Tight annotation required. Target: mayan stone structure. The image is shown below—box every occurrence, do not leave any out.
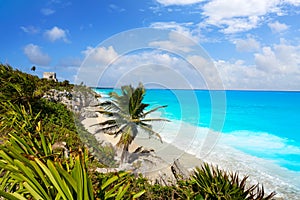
[43,72,58,82]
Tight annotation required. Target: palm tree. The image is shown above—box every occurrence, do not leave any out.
[31,65,36,71]
[96,83,169,163]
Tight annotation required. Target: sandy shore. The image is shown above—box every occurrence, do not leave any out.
[81,110,203,180]
[81,112,139,152]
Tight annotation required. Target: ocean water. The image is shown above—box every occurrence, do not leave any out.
[94,88,300,197]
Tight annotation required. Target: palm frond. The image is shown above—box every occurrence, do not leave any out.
[96,109,126,120]
[139,124,162,143]
[95,124,119,135]
[96,110,114,117]
[131,103,148,118]
[99,101,121,112]
[139,118,170,123]
[142,105,168,117]
[139,121,152,128]
[114,124,128,138]
[91,119,117,127]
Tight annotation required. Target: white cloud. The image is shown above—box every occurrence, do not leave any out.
[78,46,210,88]
[216,60,264,89]
[220,16,261,34]
[20,26,39,34]
[234,37,260,52]
[151,22,194,37]
[155,0,299,34]
[23,44,51,65]
[149,31,196,53]
[150,21,202,43]
[268,21,289,33]
[82,46,119,65]
[107,51,209,89]
[255,41,300,73]
[217,59,300,90]
[41,8,55,16]
[201,0,296,34]
[44,26,69,42]
[255,47,279,72]
[77,46,120,86]
[203,0,279,21]
[215,40,300,90]
[156,0,205,6]
[187,55,224,89]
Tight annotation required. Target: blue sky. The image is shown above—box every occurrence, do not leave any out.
[1,0,300,90]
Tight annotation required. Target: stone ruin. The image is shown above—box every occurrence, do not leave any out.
[43,72,58,82]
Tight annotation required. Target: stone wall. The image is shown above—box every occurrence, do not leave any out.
[43,72,58,82]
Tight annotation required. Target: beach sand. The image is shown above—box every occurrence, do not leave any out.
[81,112,138,152]
[81,111,203,180]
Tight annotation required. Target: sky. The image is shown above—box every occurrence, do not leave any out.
[1,0,300,90]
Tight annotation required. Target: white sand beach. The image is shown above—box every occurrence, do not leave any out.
[81,110,203,180]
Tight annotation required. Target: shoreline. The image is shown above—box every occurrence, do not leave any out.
[92,87,300,93]
[80,106,300,199]
[81,110,204,180]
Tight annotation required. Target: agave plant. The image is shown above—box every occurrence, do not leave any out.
[96,83,169,163]
[92,171,145,200]
[0,123,144,199]
[0,101,41,138]
[192,163,276,200]
[0,129,93,199]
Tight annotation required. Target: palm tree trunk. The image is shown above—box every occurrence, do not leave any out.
[120,145,129,164]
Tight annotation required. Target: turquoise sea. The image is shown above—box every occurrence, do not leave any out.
[94,88,300,196]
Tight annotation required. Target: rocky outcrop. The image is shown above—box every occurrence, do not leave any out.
[42,87,101,120]
[42,89,72,105]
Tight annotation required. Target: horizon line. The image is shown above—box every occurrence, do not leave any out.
[91,87,300,92]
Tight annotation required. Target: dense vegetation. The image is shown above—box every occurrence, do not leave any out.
[0,64,276,199]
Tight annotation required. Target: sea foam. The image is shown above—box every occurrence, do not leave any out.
[150,117,300,199]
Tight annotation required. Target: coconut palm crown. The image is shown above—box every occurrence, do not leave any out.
[96,83,169,163]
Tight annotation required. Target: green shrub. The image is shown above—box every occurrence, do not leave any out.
[192,163,276,200]
[0,64,38,106]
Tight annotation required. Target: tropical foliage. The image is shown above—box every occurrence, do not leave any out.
[0,121,142,200]
[0,64,37,106]
[0,136,94,199]
[97,83,169,162]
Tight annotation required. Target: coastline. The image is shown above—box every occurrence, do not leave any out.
[80,105,300,199]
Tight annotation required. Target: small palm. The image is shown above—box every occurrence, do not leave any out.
[97,83,168,163]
